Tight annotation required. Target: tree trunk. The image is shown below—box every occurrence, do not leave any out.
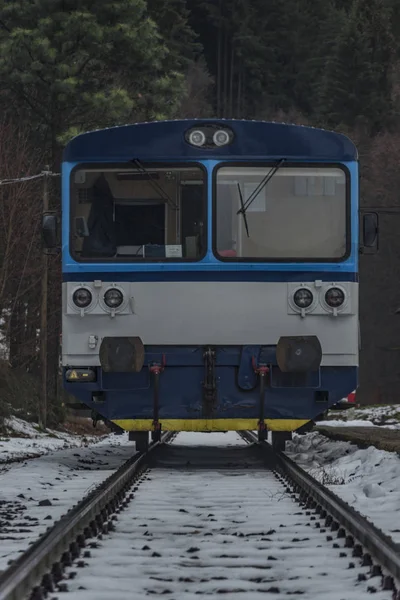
[217,1,222,117]
[223,23,229,116]
[237,59,242,118]
[229,39,234,118]
[9,299,24,368]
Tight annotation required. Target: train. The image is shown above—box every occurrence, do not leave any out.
[42,119,378,451]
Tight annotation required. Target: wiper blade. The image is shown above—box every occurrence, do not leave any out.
[131,159,178,210]
[237,183,250,238]
[237,158,285,216]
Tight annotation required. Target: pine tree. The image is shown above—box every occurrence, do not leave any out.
[291,0,344,115]
[317,0,394,133]
[386,0,400,58]
[0,0,191,426]
[187,0,234,116]
[0,0,186,156]
[187,0,290,118]
[146,0,201,72]
[241,0,298,117]
[331,0,351,10]
[189,0,313,119]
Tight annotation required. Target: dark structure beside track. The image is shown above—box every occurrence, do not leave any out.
[358,204,400,405]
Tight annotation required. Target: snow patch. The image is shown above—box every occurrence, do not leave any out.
[286,432,400,543]
[317,419,378,428]
[325,404,400,429]
[175,431,245,447]
[58,431,393,600]
[0,417,107,463]
[0,432,135,570]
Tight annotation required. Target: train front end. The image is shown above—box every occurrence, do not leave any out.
[59,119,363,450]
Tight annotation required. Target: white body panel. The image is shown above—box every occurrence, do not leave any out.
[62,280,359,367]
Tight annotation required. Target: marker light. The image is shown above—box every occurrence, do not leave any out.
[293,288,313,309]
[73,288,92,308]
[325,287,345,308]
[104,288,123,308]
[213,130,230,146]
[188,130,206,147]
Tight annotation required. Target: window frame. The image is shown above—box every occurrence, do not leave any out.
[69,161,208,264]
[212,161,351,263]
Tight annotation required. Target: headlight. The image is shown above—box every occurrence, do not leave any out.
[104,288,123,308]
[293,288,313,309]
[188,130,206,147]
[73,288,92,308]
[325,287,345,308]
[213,129,230,146]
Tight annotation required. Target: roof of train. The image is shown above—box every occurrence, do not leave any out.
[63,119,358,163]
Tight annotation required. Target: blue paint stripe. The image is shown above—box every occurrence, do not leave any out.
[63,271,358,283]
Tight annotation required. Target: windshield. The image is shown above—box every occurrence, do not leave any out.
[70,164,206,261]
[215,165,348,261]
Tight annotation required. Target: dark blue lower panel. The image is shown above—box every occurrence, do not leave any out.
[63,270,358,283]
[64,362,357,422]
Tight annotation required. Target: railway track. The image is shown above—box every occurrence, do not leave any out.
[0,431,399,600]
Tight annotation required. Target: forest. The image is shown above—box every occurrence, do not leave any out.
[0,0,399,424]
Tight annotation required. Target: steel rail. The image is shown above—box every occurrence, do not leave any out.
[240,431,400,596]
[0,432,175,600]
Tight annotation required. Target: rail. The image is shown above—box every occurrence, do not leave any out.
[2,430,399,599]
[0,432,175,600]
[240,430,400,595]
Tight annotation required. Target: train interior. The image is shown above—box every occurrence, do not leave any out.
[70,165,347,261]
[216,167,347,259]
[70,166,206,259]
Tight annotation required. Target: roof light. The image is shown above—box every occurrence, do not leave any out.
[213,130,230,146]
[185,124,234,149]
[188,130,206,147]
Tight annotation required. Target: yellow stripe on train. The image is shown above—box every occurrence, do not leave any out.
[111,418,309,432]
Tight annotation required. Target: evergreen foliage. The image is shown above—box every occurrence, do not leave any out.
[146,0,201,71]
[317,0,394,133]
[0,0,187,151]
[188,0,345,120]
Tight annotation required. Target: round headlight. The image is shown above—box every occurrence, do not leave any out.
[188,130,206,147]
[213,129,230,146]
[325,287,345,308]
[73,288,92,309]
[293,288,313,309]
[104,288,123,308]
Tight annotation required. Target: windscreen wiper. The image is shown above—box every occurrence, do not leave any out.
[237,183,250,237]
[131,159,178,210]
[237,158,285,216]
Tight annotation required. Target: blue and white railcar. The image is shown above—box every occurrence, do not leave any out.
[44,119,377,451]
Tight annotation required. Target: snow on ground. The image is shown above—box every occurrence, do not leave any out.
[0,417,108,463]
[323,404,400,429]
[317,418,379,428]
[175,431,243,446]
[0,431,135,571]
[286,431,400,544]
[58,432,390,600]
[0,419,399,596]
